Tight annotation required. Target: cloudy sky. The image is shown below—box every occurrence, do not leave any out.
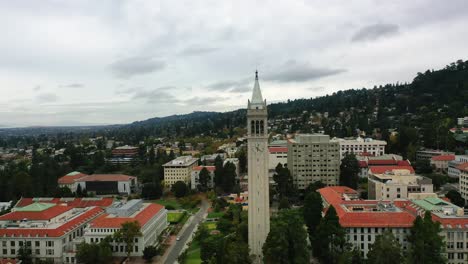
[1,0,467,127]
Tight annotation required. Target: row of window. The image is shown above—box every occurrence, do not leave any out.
[1,240,54,248]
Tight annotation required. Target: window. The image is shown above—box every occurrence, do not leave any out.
[35,249,40,255]
[46,249,54,255]
[457,253,464,260]
[10,241,15,246]
[11,249,15,255]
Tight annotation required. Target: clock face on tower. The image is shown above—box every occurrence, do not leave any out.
[254,143,263,152]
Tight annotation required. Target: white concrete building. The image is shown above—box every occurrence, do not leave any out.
[163,156,198,188]
[75,174,137,195]
[459,163,468,204]
[368,168,434,200]
[83,199,168,257]
[268,146,287,170]
[335,137,386,160]
[431,154,456,173]
[190,166,215,190]
[218,143,238,158]
[448,155,468,178]
[0,203,104,264]
[57,171,89,193]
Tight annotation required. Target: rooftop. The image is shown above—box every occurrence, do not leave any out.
[76,174,135,182]
[268,146,288,153]
[193,166,216,172]
[89,203,164,228]
[58,171,88,184]
[369,166,415,174]
[163,156,198,167]
[15,197,114,208]
[431,154,456,161]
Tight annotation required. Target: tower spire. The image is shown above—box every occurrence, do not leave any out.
[251,70,263,105]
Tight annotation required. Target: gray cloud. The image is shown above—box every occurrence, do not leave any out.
[132,87,179,104]
[33,85,41,92]
[59,83,84,88]
[180,46,219,56]
[265,61,346,83]
[36,92,59,103]
[207,78,251,93]
[183,96,228,106]
[351,23,399,42]
[308,86,326,92]
[110,57,166,78]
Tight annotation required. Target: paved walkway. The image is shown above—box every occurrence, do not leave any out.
[159,199,209,264]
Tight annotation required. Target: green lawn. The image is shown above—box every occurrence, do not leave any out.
[184,240,201,264]
[203,222,216,230]
[207,211,224,219]
[150,199,182,209]
[167,212,185,223]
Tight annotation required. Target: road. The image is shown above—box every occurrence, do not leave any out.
[163,199,209,264]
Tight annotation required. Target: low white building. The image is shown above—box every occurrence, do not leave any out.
[448,155,468,178]
[191,166,215,190]
[368,168,434,200]
[83,199,168,257]
[268,146,287,170]
[459,163,468,204]
[431,154,456,173]
[75,174,137,195]
[335,137,387,160]
[58,171,89,193]
[0,203,104,264]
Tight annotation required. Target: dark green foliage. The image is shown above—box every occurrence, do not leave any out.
[148,146,156,165]
[214,155,224,187]
[366,231,403,264]
[237,148,247,174]
[339,154,359,190]
[263,209,310,264]
[198,167,211,192]
[273,163,295,199]
[142,245,159,262]
[278,197,290,210]
[304,181,326,194]
[415,159,433,174]
[222,161,237,193]
[446,190,465,207]
[17,243,33,264]
[54,186,74,197]
[141,182,162,199]
[313,206,347,263]
[303,191,323,236]
[76,239,112,264]
[172,181,189,198]
[113,221,143,258]
[407,211,446,264]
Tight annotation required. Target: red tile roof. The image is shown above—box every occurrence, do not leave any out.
[89,203,164,228]
[397,160,411,166]
[193,166,216,172]
[16,198,114,208]
[431,154,455,161]
[268,147,288,153]
[58,172,88,184]
[77,174,136,182]
[369,166,415,174]
[0,205,73,221]
[368,159,397,165]
[358,161,368,168]
[318,186,415,228]
[0,207,103,238]
[0,259,17,264]
[456,162,468,172]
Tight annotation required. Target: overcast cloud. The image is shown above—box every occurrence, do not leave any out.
[0,0,467,126]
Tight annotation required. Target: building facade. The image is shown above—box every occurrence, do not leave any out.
[431,154,456,173]
[83,200,168,257]
[335,137,386,160]
[190,166,215,190]
[368,168,433,200]
[287,134,340,189]
[416,149,454,161]
[459,163,468,204]
[76,174,137,195]
[448,155,468,178]
[0,203,103,264]
[163,156,198,188]
[247,71,270,262]
[268,146,287,170]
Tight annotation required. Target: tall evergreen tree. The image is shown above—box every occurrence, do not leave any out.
[407,211,446,264]
[214,155,224,187]
[366,231,403,264]
[303,191,323,236]
[339,154,360,190]
[313,206,347,263]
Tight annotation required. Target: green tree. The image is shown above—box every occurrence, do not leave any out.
[366,231,402,264]
[76,239,112,264]
[148,146,156,166]
[305,181,326,194]
[407,211,446,264]
[278,197,290,210]
[214,155,224,187]
[303,191,323,236]
[273,164,295,199]
[143,245,159,262]
[222,161,237,193]
[313,206,346,263]
[114,221,143,258]
[198,167,211,192]
[263,209,310,264]
[237,148,247,174]
[171,181,189,198]
[17,242,33,264]
[446,190,465,207]
[339,154,359,190]
[415,159,433,174]
[141,182,162,199]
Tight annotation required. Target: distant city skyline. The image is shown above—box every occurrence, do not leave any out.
[1,0,468,126]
